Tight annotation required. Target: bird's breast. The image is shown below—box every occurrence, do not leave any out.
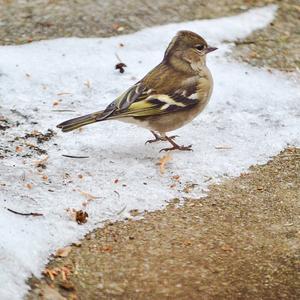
[195,67,213,110]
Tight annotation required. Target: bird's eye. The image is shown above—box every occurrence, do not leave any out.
[195,45,205,51]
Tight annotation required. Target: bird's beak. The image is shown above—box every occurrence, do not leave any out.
[205,46,218,54]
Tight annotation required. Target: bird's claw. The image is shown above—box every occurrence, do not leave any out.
[145,138,161,145]
[169,135,179,140]
[145,135,179,145]
[159,144,193,153]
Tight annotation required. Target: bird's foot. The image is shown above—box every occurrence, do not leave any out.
[168,135,179,140]
[145,136,163,144]
[145,131,178,145]
[159,144,193,153]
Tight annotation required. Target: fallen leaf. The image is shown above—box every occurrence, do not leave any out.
[15,146,23,153]
[26,183,33,189]
[43,268,58,281]
[61,266,71,281]
[115,62,127,73]
[75,210,88,224]
[43,266,72,283]
[157,153,172,174]
[172,175,180,181]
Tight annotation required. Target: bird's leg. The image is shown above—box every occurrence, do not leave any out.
[145,131,163,144]
[145,131,179,145]
[159,135,193,152]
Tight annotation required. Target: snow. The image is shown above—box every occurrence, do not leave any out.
[0,5,299,299]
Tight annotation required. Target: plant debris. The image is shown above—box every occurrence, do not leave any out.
[115,53,127,73]
[62,154,89,159]
[26,183,33,189]
[55,246,72,258]
[24,129,56,144]
[157,153,172,174]
[66,209,89,224]
[78,190,98,200]
[115,62,127,73]
[15,146,23,153]
[24,142,47,155]
[35,155,49,169]
[215,145,232,149]
[43,266,71,281]
[75,210,88,224]
[183,182,198,193]
[6,207,43,217]
[172,175,180,181]
[129,209,140,217]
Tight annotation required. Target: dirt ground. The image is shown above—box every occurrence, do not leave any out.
[0,0,299,299]
[28,148,300,300]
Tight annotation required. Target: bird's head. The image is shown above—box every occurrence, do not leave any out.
[164,30,217,72]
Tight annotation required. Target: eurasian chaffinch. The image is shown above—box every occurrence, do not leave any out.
[57,30,217,152]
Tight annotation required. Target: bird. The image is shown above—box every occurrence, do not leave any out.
[57,30,217,152]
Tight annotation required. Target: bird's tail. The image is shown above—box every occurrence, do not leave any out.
[57,110,104,132]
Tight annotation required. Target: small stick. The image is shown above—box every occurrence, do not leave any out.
[215,145,232,149]
[57,92,72,96]
[6,207,43,216]
[116,205,127,215]
[62,154,89,159]
[115,53,127,73]
[114,190,120,199]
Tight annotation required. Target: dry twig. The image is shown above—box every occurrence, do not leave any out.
[6,207,43,217]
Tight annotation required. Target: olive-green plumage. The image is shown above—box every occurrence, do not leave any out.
[57,30,217,152]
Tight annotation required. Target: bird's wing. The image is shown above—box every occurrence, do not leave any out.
[98,81,199,120]
[96,82,149,120]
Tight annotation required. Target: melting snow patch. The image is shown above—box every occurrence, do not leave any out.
[0,5,299,300]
